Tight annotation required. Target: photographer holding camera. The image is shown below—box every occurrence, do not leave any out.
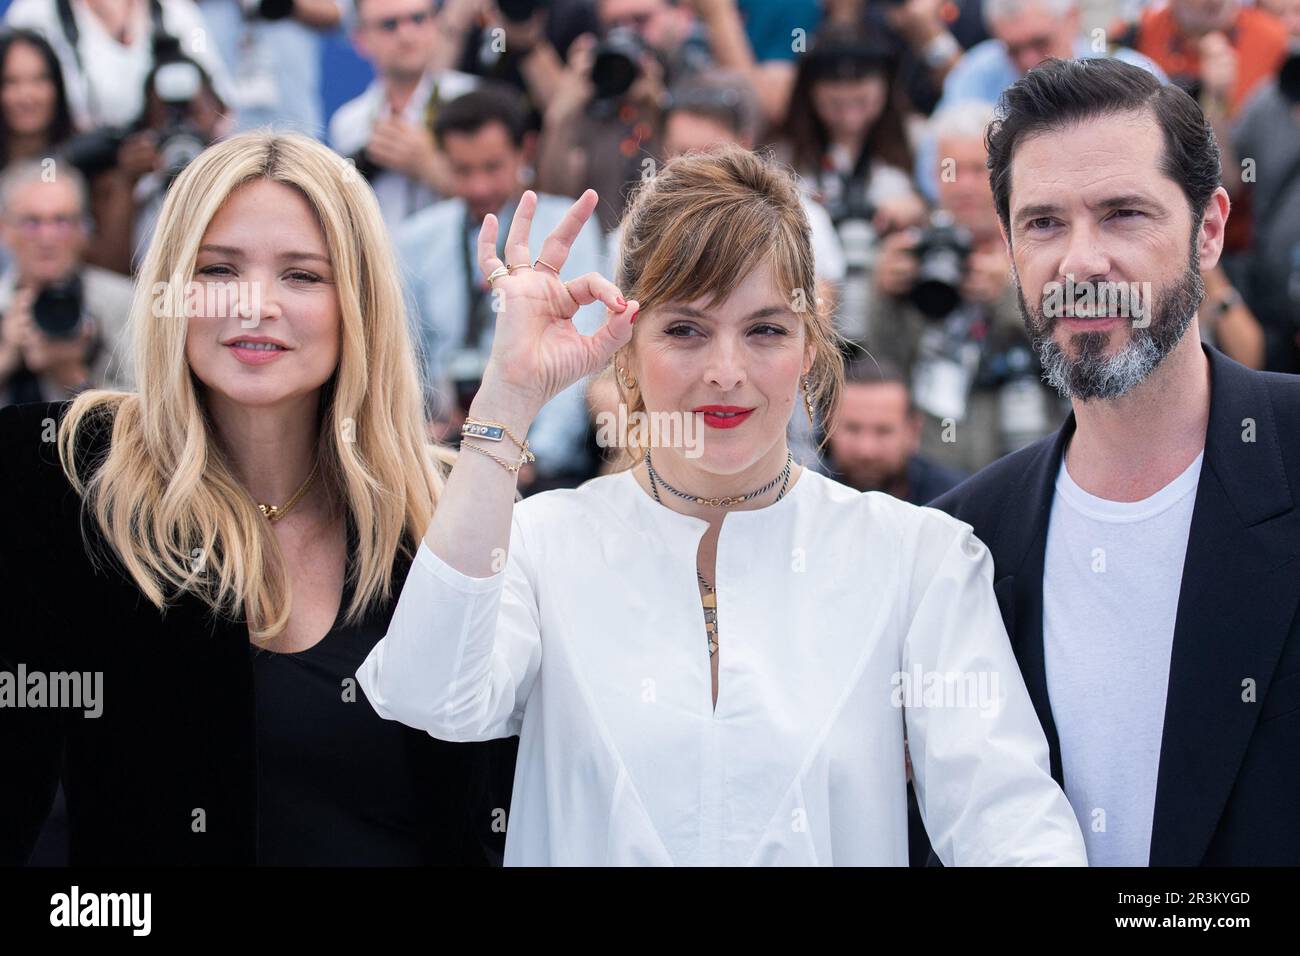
[4,0,234,132]
[64,48,229,274]
[0,159,132,406]
[434,0,598,107]
[533,0,724,232]
[330,0,479,227]
[868,100,1065,473]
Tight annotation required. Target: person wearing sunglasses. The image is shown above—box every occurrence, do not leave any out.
[329,0,479,228]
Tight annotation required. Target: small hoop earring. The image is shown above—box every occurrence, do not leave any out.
[802,375,816,426]
[618,366,637,391]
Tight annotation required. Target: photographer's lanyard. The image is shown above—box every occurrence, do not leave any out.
[55,0,166,127]
[459,198,514,352]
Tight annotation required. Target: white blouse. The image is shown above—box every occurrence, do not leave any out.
[357,468,1087,866]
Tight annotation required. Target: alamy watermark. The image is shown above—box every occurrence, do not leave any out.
[1042,274,1153,327]
[50,886,150,935]
[890,665,1002,717]
[594,405,704,458]
[151,279,264,327]
[1,664,102,718]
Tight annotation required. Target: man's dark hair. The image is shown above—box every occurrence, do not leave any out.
[986,58,1221,239]
[434,83,530,150]
[664,70,761,145]
[843,355,916,413]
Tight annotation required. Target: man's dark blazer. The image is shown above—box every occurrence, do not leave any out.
[920,344,1300,865]
[0,399,515,866]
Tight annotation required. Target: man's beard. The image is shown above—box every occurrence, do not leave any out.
[1015,237,1204,401]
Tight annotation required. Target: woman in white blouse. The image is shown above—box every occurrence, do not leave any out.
[358,144,1087,866]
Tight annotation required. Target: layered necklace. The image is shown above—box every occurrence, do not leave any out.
[644,450,794,656]
[257,459,319,524]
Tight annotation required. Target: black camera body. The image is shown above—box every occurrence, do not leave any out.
[62,125,130,179]
[348,149,384,183]
[32,273,85,340]
[592,27,647,101]
[909,217,974,320]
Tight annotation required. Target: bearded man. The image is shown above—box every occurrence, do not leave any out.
[920,56,1300,866]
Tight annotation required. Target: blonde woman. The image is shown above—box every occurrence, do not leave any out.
[0,131,511,866]
[357,144,1088,866]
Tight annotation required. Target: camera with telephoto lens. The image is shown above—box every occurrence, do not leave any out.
[32,273,85,340]
[150,60,209,188]
[591,26,647,100]
[829,193,877,342]
[908,214,973,320]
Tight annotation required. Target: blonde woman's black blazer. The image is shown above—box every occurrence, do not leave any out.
[0,400,513,865]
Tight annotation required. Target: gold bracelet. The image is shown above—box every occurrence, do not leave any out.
[460,438,532,474]
[461,417,534,460]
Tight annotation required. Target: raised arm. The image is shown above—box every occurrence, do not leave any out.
[357,189,638,740]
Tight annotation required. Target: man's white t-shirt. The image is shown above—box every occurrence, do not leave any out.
[1043,447,1204,866]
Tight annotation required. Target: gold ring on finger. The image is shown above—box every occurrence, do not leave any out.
[486,265,510,287]
[506,262,532,273]
[534,257,561,275]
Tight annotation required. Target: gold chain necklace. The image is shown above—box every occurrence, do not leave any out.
[257,459,319,524]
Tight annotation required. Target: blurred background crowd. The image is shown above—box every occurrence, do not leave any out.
[1,0,1296,506]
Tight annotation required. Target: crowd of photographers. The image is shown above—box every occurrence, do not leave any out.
[0,0,1295,501]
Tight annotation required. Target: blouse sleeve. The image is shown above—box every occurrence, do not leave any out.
[356,511,542,743]
[901,516,1088,866]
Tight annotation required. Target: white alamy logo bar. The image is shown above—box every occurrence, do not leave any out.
[50,886,151,936]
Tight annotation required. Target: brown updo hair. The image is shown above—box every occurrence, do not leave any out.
[606,142,846,466]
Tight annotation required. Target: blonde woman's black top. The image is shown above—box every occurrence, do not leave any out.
[0,400,515,866]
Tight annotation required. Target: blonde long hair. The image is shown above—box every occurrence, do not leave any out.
[607,143,846,464]
[56,131,445,640]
